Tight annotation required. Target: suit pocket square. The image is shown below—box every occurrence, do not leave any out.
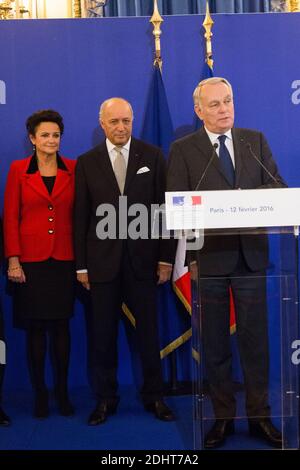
[136,166,150,174]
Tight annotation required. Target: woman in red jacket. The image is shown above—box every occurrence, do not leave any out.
[4,109,76,419]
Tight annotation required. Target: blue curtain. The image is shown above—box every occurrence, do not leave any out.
[104,0,271,17]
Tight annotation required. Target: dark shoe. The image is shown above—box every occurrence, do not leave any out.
[34,390,49,419]
[144,400,175,421]
[0,407,11,426]
[88,400,118,426]
[248,417,282,448]
[204,419,235,449]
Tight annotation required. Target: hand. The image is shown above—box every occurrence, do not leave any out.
[77,272,90,290]
[157,263,172,285]
[7,265,26,283]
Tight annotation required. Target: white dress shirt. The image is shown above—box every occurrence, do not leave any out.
[205,127,235,168]
[106,137,131,169]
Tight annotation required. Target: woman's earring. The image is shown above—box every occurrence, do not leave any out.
[32,144,36,153]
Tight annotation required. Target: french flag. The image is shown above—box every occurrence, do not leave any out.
[191,195,201,205]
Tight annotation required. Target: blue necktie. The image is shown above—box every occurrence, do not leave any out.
[218,135,235,187]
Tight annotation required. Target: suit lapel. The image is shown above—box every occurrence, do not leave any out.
[94,142,121,193]
[232,128,244,187]
[195,127,244,188]
[124,139,141,194]
[51,167,73,199]
[24,157,73,201]
[23,157,73,201]
[23,172,52,201]
[194,128,229,184]
[94,139,141,194]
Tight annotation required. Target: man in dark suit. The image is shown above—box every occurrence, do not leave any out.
[167,77,286,448]
[74,97,175,425]
[0,218,10,426]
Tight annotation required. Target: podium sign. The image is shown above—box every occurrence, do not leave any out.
[165,187,300,230]
[165,188,300,450]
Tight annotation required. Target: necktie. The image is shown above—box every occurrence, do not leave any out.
[218,135,235,187]
[113,147,126,194]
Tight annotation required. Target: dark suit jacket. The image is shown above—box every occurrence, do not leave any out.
[3,155,76,262]
[74,137,174,283]
[0,218,3,339]
[0,217,3,266]
[167,127,287,275]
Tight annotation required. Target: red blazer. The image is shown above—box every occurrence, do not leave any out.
[4,155,76,262]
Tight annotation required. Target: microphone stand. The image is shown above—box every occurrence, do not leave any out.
[194,143,218,191]
[244,141,281,187]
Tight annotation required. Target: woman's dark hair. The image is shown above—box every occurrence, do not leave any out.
[26,109,64,136]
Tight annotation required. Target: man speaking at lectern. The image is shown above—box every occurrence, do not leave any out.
[167,77,286,449]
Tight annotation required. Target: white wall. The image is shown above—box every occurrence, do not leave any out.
[9,0,74,19]
[44,0,72,18]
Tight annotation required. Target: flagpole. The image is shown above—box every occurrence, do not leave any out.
[73,0,82,17]
[150,0,163,72]
[149,0,193,396]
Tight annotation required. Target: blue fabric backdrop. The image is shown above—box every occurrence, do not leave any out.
[0,13,299,397]
[104,0,271,16]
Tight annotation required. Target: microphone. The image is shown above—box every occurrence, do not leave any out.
[242,139,281,187]
[194,142,218,191]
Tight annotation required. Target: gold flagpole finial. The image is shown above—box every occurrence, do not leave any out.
[0,2,13,20]
[73,0,82,18]
[288,0,300,12]
[202,1,214,71]
[150,0,163,71]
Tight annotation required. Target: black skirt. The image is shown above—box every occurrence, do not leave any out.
[15,258,76,320]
